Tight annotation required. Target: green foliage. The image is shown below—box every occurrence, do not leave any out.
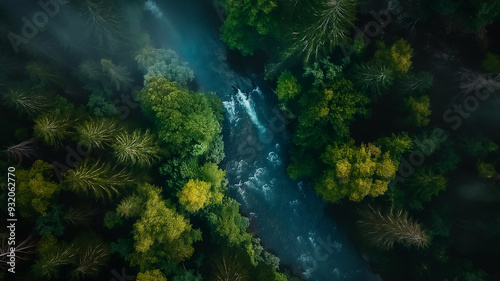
[172,270,202,281]
[110,238,134,261]
[462,269,489,281]
[4,85,54,116]
[35,204,65,237]
[17,160,61,218]
[316,141,399,202]
[204,198,251,247]
[398,72,434,94]
[136,45,163,71]
[204,134,225,164]
[101,59,132,91]
[373,39,413,74]
[138,77,221,156]
[404,167,447,204]
[33,110,72,148]
[291,0,358,62]
[357,205,430,250]
[116,195,143,218]
[138,47,195,86]
[429,209,451,238]
[220,0,279,55]
[75,117,120,149]
[160,156,199,189]
[78,60,103,82]
[63,159,133,200]
[63,205,98,226]
[112,129,160,167]
[32,241,78,279]
[178,179,212,212]
[297,78,369,146]
[71,0,123,48]
[103,211,124,229]
[86,94,120,117]
[26,62,64,87]
[211,251,248,281]
[459,136,498,158]
[405,95,432,127]
[275,71,301,102]
[482,52,500,73]
[137,269,168,281]
[303,57,343,87]
[354,64,396,95]
[477,161,496,179]
[130,184,202,270]
[70,235,110,280]
[196,162,226,192]
[375,132,413,158]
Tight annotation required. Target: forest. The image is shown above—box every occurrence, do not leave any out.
[0,0,500,281]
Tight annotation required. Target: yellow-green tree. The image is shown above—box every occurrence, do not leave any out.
[316,141,400,202]
[374,39,413,74]
[17,160,61,218]
[137,269,167,281]
[178,179,212,213]
[130,184,201,271]
[405,95,431,127]
[275,71,301,102]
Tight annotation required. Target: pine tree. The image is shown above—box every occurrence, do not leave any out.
[357,205,430,250]
[25,62,64,87]
[75,118,120,149]
[6,139,38,164]
[32,242,78,279]
[292,0,358,62]
[33,111,72,148]
[4,85,54,116]
[63,159,133,200]
[211,252,248,281]
[354,64,396,94]
[101,59,132,91]
[70,238,109,280]
[112,129,160,167]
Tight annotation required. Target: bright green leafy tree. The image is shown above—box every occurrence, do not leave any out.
[275,70,301,102]
[138,76,221,156]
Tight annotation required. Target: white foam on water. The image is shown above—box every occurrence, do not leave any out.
[222,96,239,124]
[266,151,282,166]
[235,89,265,132]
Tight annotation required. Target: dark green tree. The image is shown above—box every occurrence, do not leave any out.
[220,0,279,55]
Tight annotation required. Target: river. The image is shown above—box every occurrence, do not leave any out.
[144,1,382,280]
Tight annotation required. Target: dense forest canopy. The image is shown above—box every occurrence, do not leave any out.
[0,0,500,280]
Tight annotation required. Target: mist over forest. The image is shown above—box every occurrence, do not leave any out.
[0,0,500,281]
